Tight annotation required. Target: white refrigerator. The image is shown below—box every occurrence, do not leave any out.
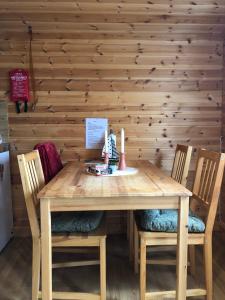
[0,150,13,251]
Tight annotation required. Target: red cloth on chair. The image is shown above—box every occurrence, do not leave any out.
[34,142,63,183]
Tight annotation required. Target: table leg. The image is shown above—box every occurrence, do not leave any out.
[176,196,189,300]
[41,198,52,300]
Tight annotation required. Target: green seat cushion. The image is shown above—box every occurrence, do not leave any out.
[138,209,205,233]
[51,211,104,233]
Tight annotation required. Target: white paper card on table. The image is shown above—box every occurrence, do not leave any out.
[85,118,108,149]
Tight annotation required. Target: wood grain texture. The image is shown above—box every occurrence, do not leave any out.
[0,0,224,235]
[17,150,107,300]
[1,233,225,300]
[38,159,191,299]
[220,41,225,232]
[136,149,225,300]
[38,160,191,202]
[0,101,8,143]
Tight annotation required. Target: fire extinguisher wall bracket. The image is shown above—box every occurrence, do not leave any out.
[24,101,28,112]
[15,102,20,114]
[15,101,28,114]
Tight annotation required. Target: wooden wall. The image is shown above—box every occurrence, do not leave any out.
[0,0,224,235]
[220,42,225,230]
[0,101,8,143]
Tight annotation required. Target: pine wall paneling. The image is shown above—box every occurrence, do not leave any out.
[0,101,8,143]
[0,0,224,235]
[220,41,225,231]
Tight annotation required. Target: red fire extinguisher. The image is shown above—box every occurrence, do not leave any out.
[9,69,30,113]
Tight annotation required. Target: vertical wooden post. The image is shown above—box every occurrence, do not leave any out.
[176,196,189,300]
[100,237,106,300]
[32,237,41,300]
[204,235,213,300]
[41,198,52,300]
[140,237,146,300]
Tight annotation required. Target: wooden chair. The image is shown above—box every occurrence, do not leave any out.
[17,150,106,300]
[170,144,193,186]
[134,149,225,300]
[128,144,192,260]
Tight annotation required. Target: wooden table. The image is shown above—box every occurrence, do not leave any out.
[38,160,192,300]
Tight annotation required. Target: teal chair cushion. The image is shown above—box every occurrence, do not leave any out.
[51,211,104,233]
[138,209,205,233]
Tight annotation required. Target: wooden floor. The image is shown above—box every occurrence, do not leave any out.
[0,233,225,300]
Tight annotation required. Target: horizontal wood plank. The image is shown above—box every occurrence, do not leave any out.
[1,0,224,234]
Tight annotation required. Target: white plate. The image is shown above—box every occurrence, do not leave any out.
[86,167,138,177]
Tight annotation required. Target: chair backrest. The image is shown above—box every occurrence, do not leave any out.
[191,149,225,234]
[171,144,192,187]
[17,150,45,238]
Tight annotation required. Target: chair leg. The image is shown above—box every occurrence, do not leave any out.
[134,222,139,274]
[140,237,146,300]
[129,211,134,261]
[100,237,106,300]
[204,237,213,300]
[32,238,41,300]
[189,245,196,277]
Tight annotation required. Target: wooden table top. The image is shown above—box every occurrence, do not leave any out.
[38,161,192,200]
